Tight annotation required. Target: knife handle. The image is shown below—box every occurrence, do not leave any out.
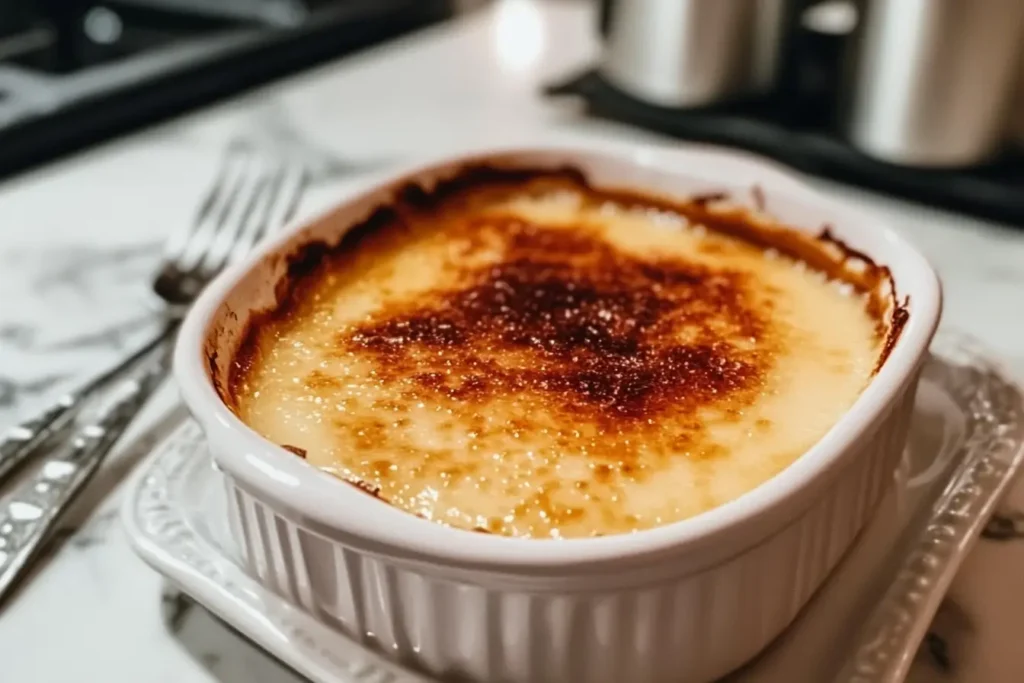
[0,340,171,604]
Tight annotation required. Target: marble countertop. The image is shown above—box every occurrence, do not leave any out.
[1,1,1024,681]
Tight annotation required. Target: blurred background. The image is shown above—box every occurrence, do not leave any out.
[0,0,1022,223]
[555,0,1024,225]
[0,0,462,177]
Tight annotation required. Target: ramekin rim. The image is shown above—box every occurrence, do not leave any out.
[173,142,942,572]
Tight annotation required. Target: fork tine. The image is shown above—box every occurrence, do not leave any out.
[228,162,285,264]
[271,163,308,228]
[163,142,250,265]
[229,161,307,265]
[200,157,272,275]
[178,149,254,273]
[194,139,251,226]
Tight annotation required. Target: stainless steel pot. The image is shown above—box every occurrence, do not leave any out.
[843,0,1024,167]
[599,0,792,108]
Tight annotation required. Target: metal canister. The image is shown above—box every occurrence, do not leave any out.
[599,0,792,108]
[843,0,1024,167]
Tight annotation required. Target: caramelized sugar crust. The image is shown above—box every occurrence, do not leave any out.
[348,218,765,421]
[229,168,889,539]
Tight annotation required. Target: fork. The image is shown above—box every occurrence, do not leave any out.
[0,141,305,486]
[0,141,306,603]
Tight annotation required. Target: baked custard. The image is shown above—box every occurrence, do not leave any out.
[228,167,900,539]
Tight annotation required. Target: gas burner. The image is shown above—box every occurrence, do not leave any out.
[0,0,452,177]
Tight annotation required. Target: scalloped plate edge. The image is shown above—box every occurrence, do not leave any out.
[122,329,1024,683]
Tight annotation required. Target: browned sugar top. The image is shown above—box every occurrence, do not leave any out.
[228,169,889,538]
[344,216,765,423]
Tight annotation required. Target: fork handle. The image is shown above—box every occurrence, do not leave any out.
[0,335,174,604]
[0,325,172,485]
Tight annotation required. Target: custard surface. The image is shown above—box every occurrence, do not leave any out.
[231,175,884,539]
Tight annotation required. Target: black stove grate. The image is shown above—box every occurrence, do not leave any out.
[0,0,454,180]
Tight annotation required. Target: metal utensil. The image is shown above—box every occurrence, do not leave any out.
[842,0,1024,167]
[0,332,167,484]
[0,141,306,603]
[0,141,304,489]
[0,342,172,603]
[599,0,793,108]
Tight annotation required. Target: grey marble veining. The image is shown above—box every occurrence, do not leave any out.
[162,588,308,683]
[0,98,377,429]
[0,241,160,422]
[0,1,1023,681]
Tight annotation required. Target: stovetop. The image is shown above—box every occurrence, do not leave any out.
[0,0,453,177]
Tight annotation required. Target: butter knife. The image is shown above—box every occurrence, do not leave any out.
[0,334,172,604]
[0,330,169,486]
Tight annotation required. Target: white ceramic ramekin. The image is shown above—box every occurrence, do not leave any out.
[174,144,941,683]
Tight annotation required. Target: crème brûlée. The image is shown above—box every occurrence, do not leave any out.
[226,167,905,539]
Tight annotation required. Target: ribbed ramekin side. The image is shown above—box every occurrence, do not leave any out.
[220,380,918,683]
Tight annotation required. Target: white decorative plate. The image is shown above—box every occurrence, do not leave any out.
[123,330,1024,683]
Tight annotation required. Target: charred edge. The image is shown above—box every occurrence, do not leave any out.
[875,296,910,373]
[819,226,892,308]
[226,163,901,403]
[818,225,898,309]
[396,163,588,210]
[206,349,226,404]
[818,226,910,371]
[285,239,332,281]
[818,227,878,271]
[471,526,493,534]
[594,189,894,303]
[281,444,307,459]
[866,267,896,324]
[226,337,257,411]
[205,315,238,409]
[346,478,382,498]
[227,165,586,402]
[207,308,246,408]
[690,191,729,207]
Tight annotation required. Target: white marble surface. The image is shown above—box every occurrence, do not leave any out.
[1,1,1023,681]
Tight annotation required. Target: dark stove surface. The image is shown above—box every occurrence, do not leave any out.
[1,2,244,75]
[0,0,453,177]
[546,70,1024,227]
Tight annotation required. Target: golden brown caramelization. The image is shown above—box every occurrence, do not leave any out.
[227,167,895,539]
